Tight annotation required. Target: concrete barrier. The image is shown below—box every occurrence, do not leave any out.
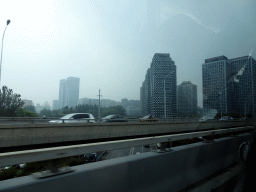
[0,132,254,192]
[0,120,254,148]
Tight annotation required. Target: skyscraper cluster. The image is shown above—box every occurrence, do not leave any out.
[140,53,177,118]
[58,76,80,109]
[202,55,256,116]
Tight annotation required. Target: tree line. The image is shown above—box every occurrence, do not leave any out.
[39,104,126,118]
[0,86,126,118]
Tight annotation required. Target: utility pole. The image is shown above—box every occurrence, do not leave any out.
[97,89,102,120]
[89,99,91,114]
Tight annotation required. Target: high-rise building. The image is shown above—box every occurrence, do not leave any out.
[121,98,129,109]
[52,100,59,110]
[177,81,197,116]
[141,68,151,115]
[22,99,34,107]
[140,53,177,118]
[202,56,229,115]
[228,56,256,115]
[59,77,80,108]
[202,55,256,116]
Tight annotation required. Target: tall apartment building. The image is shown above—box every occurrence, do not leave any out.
[177,81,197,116]
[228,56,256,115]
[202,55,256,116]
[59,77,80,108]
[202,56,229,115]
[141,68,151,115]
[141,53,177,118]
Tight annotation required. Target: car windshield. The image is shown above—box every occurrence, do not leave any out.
[60,114,74,119]
[103,115,115,119]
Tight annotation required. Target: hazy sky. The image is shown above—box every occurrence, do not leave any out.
[0,0,255,107]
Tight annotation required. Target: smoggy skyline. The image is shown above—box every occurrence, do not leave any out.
[0,0,255,107]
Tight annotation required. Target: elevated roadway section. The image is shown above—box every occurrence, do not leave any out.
[0,120,254,149]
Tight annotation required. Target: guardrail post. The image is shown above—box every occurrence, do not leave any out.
[156,139,172,153]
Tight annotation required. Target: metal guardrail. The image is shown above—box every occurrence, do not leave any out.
[0,126,253,167]
[1,132,254,192]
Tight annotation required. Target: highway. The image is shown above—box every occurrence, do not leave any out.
[1,119,251,149]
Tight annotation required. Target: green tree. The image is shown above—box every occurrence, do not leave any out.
[0,86,24,116]
[52,109,61,117]
[101,105,126,117]
[24,105,36,113]
[15,108,38,117]
[61,106,70,115]
[39,109,53,117]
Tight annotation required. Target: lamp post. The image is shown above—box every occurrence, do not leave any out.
[219,91,222,118]
[0,20,11,85]
[164,71,174,119]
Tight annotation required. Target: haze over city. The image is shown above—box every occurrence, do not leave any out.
[0,0,255,107]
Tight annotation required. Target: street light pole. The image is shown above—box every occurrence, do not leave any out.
[164,72,174,119]
[0,20,11,85]
[219,91,222,118]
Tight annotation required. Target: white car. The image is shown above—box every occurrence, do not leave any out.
[199,116,213,121]
[219,116,233,121]
[49,113,95,123]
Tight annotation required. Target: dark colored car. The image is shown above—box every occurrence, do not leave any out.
[101,114,127,123]
[84,153,97,162]
[219,116,233,121]
[139,114,158,122]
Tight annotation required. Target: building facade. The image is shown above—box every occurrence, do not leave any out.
[52,100,59,110]
[141,68,151,115]
[202,55,256,116]
[202,56,229,116]
[228,56,256,115]
[78,98,98,106]
[177,81,197,117]
[59,77,80,109]
[140,53,177,118]
[22,99,34,107]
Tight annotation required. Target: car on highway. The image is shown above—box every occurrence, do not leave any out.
[84,153,97,162]
[139,114,158,122]
[240,117,248,120]
[199,116,213,122]
[49,113,95,123]
[101,114,127,123]
[219,116,233,121]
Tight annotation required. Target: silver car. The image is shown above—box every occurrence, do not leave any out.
[219,116,233,121]
[49,113,95,123]
[199,116,213,121]
[101,114,127,123]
